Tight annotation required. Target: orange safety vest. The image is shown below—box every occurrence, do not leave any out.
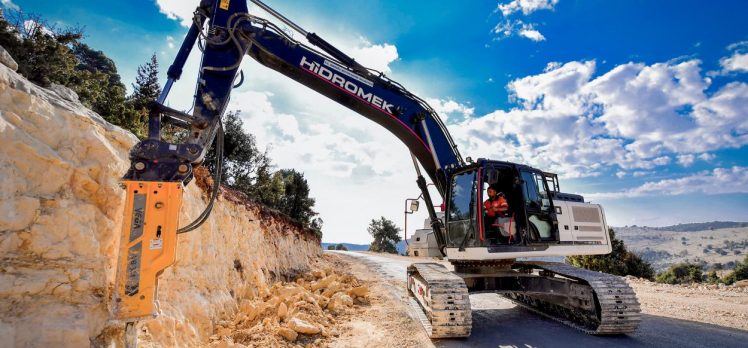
[483,196,508,218]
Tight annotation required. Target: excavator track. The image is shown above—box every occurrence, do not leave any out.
[507,261,641,335]
[407,263,472,338]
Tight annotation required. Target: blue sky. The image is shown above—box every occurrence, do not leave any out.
[5,0,747,243]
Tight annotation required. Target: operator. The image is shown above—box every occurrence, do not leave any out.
[484,184,516,243]
[483,184,508,218]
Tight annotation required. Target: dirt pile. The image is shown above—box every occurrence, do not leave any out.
[0,46,321,347]
[197,265,368,348]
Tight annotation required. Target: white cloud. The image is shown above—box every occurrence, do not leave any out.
[585,166,748,199]
[494,20,547,42]
[720,52,748,74]
[426,98,474,123]
[347,39,399,73]
[1,0,19,11]
[450,57,748,178]
[494,0,558,41]
[155,0,197,27]
[498,0,559,16]
[677,154,695,167]
[712,41,748,75]
[518,27,545,42]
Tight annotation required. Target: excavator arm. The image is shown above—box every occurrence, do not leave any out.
[113,0,461,321]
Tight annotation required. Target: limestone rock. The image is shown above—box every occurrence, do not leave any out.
[48,84,79,103]
[277,327,298,341]
[321,281,341,298]
[327,293,353,312]
[277,302,288,319]
[0,196,39,231]
[311,275,336,292]
[0,58,322,347]
[0,45,17,71]
[277,285,303,299]
[348,285,369,298]
[287,317,321,335]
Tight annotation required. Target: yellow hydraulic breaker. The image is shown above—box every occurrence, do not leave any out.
[113,180,183,320]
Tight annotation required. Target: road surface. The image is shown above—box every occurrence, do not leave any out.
[332,251,748,348]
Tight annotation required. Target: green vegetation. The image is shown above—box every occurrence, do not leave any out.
[723,255,748,285]
[705,271,720,284]
[367,217,401,254]
[649,255,748,285]
[0,10,323,236]
[203,112,322,233]
[334,244,348,251]
[567,229,655,280]
[655,263,703,284]
[0,10,147,137]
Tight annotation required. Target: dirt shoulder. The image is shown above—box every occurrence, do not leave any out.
[326,253,432,348]
[625,277,748,331]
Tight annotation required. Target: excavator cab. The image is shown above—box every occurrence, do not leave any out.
[444,160,560,249]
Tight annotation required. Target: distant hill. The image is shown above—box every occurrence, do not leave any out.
[614,224,748,272]
[321,243,368,251]
[650,221,748,232]
[322,240,409,255]
[617,221,748,232]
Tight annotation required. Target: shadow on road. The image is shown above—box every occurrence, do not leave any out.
[435,296,748,348]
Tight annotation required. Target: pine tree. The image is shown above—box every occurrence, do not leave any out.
[276,169,320,228]
[130,54,160,111]
[127,54,160,138]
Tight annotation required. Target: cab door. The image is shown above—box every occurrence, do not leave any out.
[520,170,559,242]
[445,169,479,248]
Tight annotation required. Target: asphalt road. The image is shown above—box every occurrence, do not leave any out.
[333,251,748,348]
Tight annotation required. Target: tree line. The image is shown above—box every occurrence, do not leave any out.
[0,10,322,235]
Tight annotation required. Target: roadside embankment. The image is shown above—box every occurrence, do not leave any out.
[0,47,321,347]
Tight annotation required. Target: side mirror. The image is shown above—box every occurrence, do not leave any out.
[410,200,420,212]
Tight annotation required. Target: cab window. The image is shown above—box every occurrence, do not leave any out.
[447,170,477,245]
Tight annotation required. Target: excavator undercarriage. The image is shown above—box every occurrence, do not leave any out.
[407,260,641,338]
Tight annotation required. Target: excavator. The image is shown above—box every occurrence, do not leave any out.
[113,0,641,341]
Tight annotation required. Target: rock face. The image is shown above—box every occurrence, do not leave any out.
[0,54,321,346]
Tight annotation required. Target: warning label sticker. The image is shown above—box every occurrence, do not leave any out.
[149,239,163,250]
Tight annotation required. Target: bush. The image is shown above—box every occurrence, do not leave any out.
[567,229,655,280]
[723,255,748,285]
[705,271,721,284]
[327,245,335,250]
[655,263,703,284]
[334,244,348,251]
